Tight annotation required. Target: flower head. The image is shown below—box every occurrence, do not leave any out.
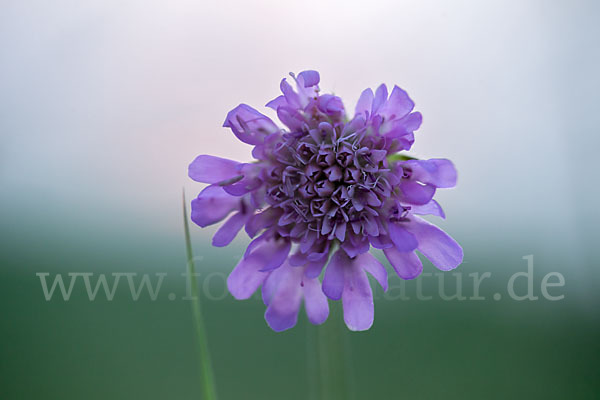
[189,70,462,331]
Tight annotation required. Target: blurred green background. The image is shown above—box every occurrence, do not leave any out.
[2,216,599,399]
[1,0,599,399]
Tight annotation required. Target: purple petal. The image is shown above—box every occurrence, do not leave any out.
[262,264,286,305]
[212,212,248,247]
[408,217,463,271]
[307,241,330,262]
[276,106,304,131]
[369,150,387,164]
[399,180,436,205]
[190,185,239,227]
[378,85,414,121]
[298,70,320,87]
[403,159,457,188]
[363,215,380,236]
[369,234,394,249]
[383,247,423,279]
[355,88,374,117]
[395,133,416,152]
[300,231,317,253]
[257,239,291,272]
[342,115,366,136]
[304,255,328,278]
[342,263,374,331]
[341,235,370,258]
[264,264,303,332]
[245,207,280,238]
[388,222,418,252]
[357,252,388,291]
[223,104,279,145]
[280,78,302,109]
[400,112,422,131]
[410,200,446,219]
[244,232,266,259]
[227,254,270,300]
[222,176,262,196]
[302,273,329,325]
[322,250,346,300]
[334,221,347,242]
[383,112,422,140]
[265,95,288,110]
[288,250,309,267]
[372,84,388,114]
[318,94,344,114]
[188,155,241,184]
[243,235,290,270]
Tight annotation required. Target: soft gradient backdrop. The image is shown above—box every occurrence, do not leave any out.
[1,0,599,399]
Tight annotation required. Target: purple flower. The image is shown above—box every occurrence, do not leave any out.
[189,71,463,331]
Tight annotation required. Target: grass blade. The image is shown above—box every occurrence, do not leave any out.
[182,189,218,400]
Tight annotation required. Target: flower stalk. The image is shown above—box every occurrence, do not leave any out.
[316,301,353,400]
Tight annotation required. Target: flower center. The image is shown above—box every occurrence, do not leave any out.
[264,122,392,242]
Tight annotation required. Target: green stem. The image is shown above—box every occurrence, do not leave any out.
[387,153,418,163]
[316,301,353,400]
[342,325,356,400]
[182,189,218,400]
[306,322,319,400]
